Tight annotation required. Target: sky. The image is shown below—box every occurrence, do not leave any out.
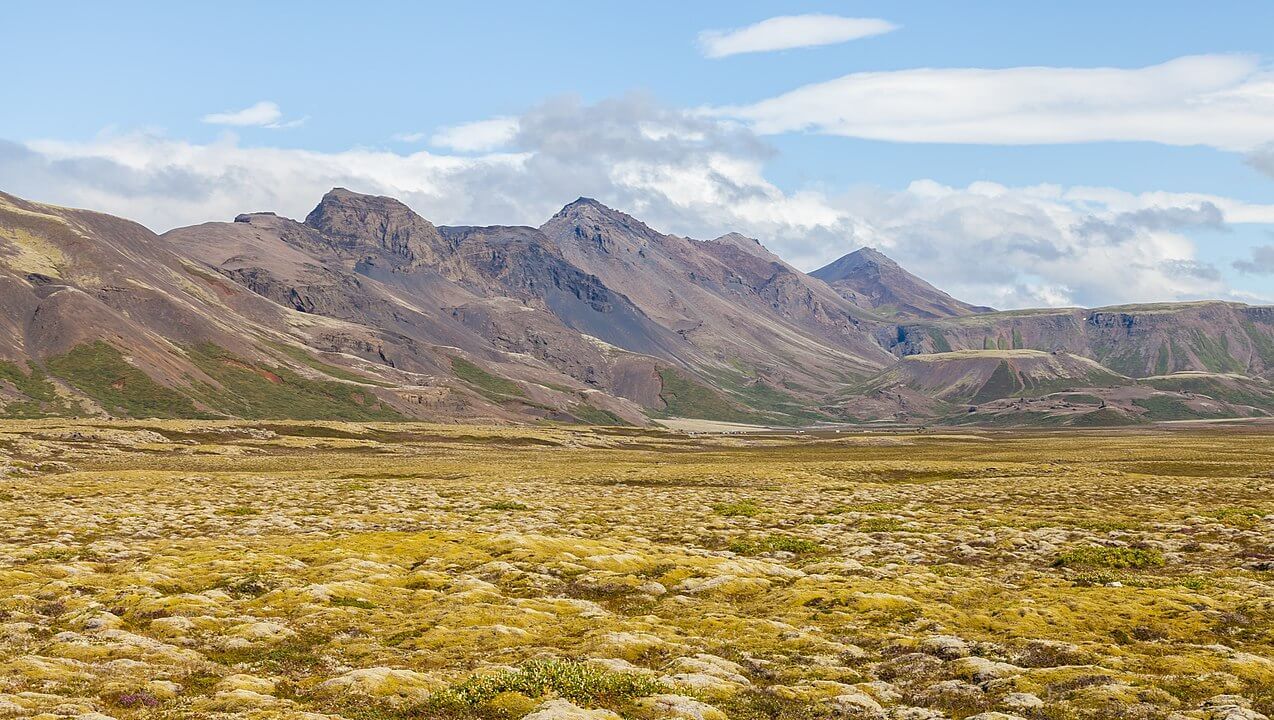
[2,0,1273,308]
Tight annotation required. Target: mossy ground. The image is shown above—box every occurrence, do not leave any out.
[0,421,1270,719]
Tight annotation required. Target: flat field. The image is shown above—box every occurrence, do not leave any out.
[1,421,1271,720]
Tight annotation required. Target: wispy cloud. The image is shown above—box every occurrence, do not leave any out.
[698,14,897,59]
[718,54,1274,151]
[201,101,305,129]
[429,117,520,152]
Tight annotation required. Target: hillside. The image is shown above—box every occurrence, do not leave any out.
[860,350,1128,404]
[889,303,1274,378]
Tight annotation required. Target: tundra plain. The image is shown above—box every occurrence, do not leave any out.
[1,421,1272,720]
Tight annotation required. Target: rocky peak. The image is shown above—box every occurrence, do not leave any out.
[304,188,447,264]
[812,247,993,319]
[811,247,899,283]
[707,232,785,263]
[540,197,665,254]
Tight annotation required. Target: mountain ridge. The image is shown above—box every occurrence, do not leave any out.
[2,187,1271,427]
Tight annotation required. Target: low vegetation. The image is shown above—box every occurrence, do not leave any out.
[451,356,527,401]
[0,421,1270,720]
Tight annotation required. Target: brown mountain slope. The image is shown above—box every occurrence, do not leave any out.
[0,191,655,423]
[0,191,438,420]
[540,199,896,390]
[164,201,674,422]
[812,246,993,319]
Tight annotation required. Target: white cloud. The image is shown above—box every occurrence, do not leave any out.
[430,117,520,152]
[698,15,897,58]
[719,54,1274,151]
[201,101,304,129]
[392,131,428,143]
[5,95,1272,309]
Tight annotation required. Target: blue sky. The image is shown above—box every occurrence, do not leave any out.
[3,1,1273,308]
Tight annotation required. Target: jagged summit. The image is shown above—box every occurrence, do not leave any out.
[303,187,446,264]
[814,246,905,279]
[541,196,668,255]
[812,246,993,319]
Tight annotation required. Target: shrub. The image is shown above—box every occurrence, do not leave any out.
[426,659,661,710]
[1210,507,1263,529]
[713,499,763,517]
[1052,545,1165,569]
[729,534,822,556]
[114,690,161,708]
[484,501,529,511]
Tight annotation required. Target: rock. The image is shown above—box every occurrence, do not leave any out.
[321,667,440,700]
[216,673,276,694]
[831,691,886,719]
[637,581,667,596]
[523,699,623,720]
[1202,695,1269,720]
[966,714,1028,720]
[228,620,294,642]
[1002,692,1043,710]
[586,657,656,675]
[142,680,181,699]
[666,655,750,685]
[635,694,727,720]
[660,672,744,694]
[192,688,278,712]
[918,635,970,659]
[1204,696,1253,710]
[949,656,1021,683]
[888,708,946,720]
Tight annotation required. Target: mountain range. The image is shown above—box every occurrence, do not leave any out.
[2,188,1272,427]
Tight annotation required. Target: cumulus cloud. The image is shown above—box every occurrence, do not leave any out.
[718,54,1274,151]
[429,117,520,152]
[201,101,305,129]
[1234,244,1274,274]
[4,95,1272,309]
[698,15,897,58]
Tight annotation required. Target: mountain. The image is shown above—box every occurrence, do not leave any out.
[812,247,993,319]
[2,187,1272,426]
[540,199,895,380]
